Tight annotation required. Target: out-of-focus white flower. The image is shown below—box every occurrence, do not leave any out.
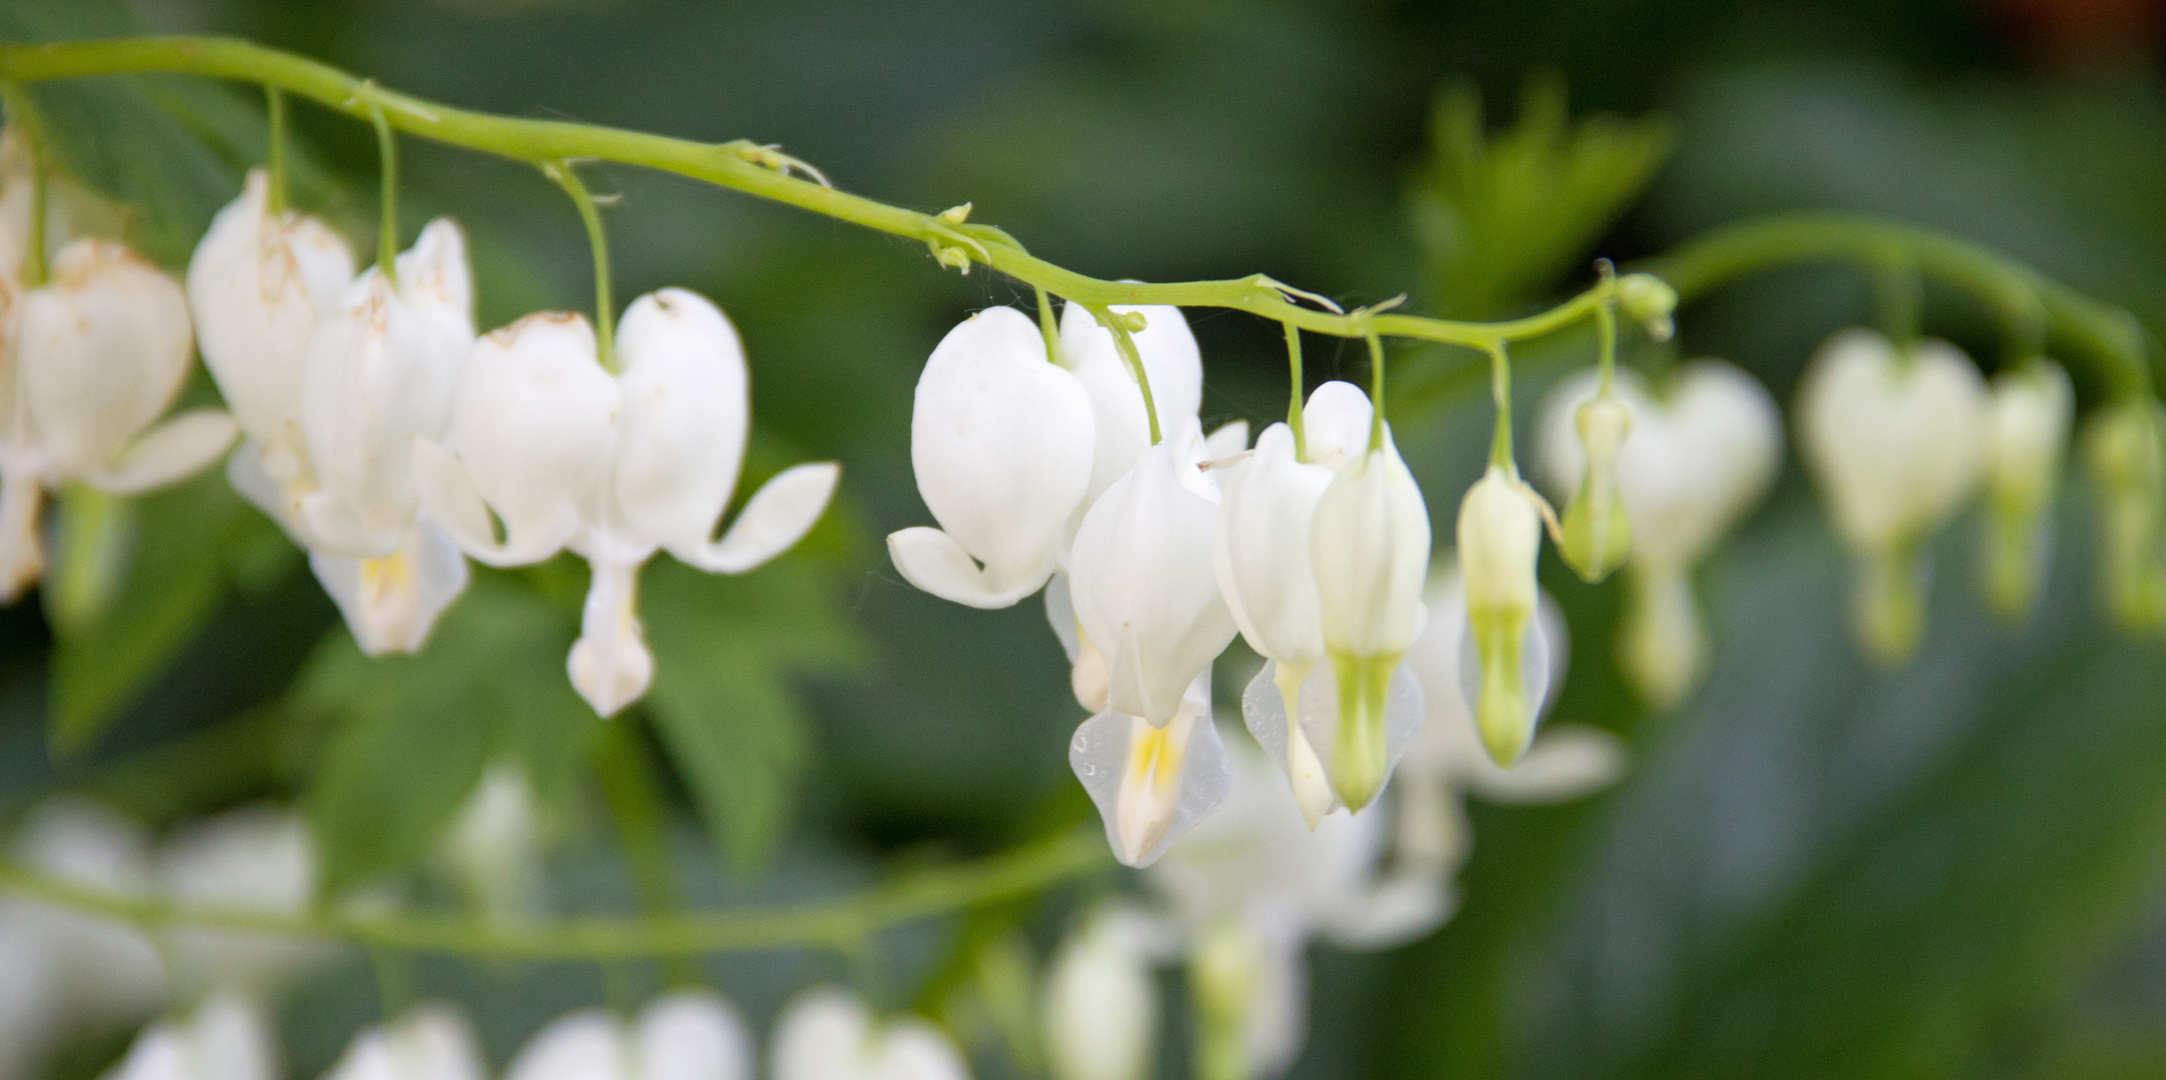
[436,762,543,922]
[1058,301,1204,510]
[2,798,164,1041]
[415,289,839,716]
[155,804,328,998]
[324,1003,486,1080]
[1145,733,1446,1078]
[1537,362,1780,707]
[1043,907,1158,1080]
[102,993,278,1080]
[1797,328,1987,664]
[1981,361,2073,620]
[1,238,237,603]
[770,986,970,1080]
[1395,563,1625,874]
[504,990,752,1080]
[1455,465,1545,765]
[888,308,1095,609]
[2084,401,2166,628]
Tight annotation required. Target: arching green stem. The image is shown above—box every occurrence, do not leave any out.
[544,159,618,371]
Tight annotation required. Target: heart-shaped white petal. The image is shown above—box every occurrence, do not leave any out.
[506,991,752,1080]
[1797,328,1987,553]
[771,987,970,1080]
[19,239,197,481]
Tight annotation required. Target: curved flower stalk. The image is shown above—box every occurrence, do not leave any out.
[2083,401,2166,628]
[1394,563,1625,876]
[1,238,238,603]
[1797,328,1987,664]
[414,288,840,717]
[1537,361,1781,708]
[888,308,1095,609]
[1147,733,1449,1079]
[1981,361,2072,620]
[324,1004,485,1080]
[1043,906,1161,1080]
[104,993,278,1080]
[1218,381,1425,827]
[771,986,971,1080]
[505,990,752,1080]
[1059,300,1205,509]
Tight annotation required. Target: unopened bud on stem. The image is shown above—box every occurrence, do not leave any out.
[1981,362,2071,620]
[1557,395,1633,582]
[1457,465,1543,766]
[1617,274,1678,342]
[2084,401,2166,629]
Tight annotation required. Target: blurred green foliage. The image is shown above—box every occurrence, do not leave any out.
[6,0,2166,1078]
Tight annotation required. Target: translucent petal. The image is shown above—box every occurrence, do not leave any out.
[1243,659,1423,817]
[310,519,470,656]
[1071,674,1232,868]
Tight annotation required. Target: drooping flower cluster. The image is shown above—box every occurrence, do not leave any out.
[891,303,1434,865]
[0,158,839,720]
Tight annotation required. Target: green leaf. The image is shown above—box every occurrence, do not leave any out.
[640,556,865,874]
[1409,73,1673,320]
[301,577,589,895]
[46,471,290,755]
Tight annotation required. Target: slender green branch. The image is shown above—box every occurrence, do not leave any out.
[1096,307,1163,444]
[1486,342,1514,470]
[1364,329,1388,453]
[0,828,1111,960]
[543,159,617,370]
[1643,212,2140,396]
[264,84,286,218]
[0,36,1619,353]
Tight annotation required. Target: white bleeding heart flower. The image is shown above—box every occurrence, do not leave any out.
[104,993,278,1080]
[5,798,165,1032]
[1306,420,1431,812]
[323,1004,486,1080]
[1537,361,1781,707]
[1981,361,2072,619]
[415,288,840,717]
[187,168,357,494]
[1067,424,1236,724]
[1394,563,1624,877]
[1147,735,1450,1079]
[1058,300,1204,509]
[1455,465,1545,766]
[436,762,544,923]
[1042,908,1159,1080]
[1212,382,1378,826]
[1070,670,1232,868]
[1797,328,1987,663]
[0,238,237,603]
[504,990,752,1080]
[888,307,1095,609]
[298,218,473,557]
[770,986,970,1080]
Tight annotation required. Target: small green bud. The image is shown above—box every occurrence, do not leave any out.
[1617,273,1678,342]
[936,201,973,224]
[1558,396,1633,582]
[929,241,973,273]
[1117,310,1149,334]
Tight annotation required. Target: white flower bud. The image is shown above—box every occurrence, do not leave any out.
[891,308,1095,608]
[187,169,356,475]
[1981,361,2072,619]
[506,990,752,1080]
[1043,910,1158,1080]
[771,987,969,1080]
[325,1004,486,1080]
[1310,425,1430,808]
[299,220,475,557]
[1555,394,1633,582]
[1456,465,1543,766]
[1797,329,1987,663]
[1059,301,1204,507]
[1069,426,1236,724]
